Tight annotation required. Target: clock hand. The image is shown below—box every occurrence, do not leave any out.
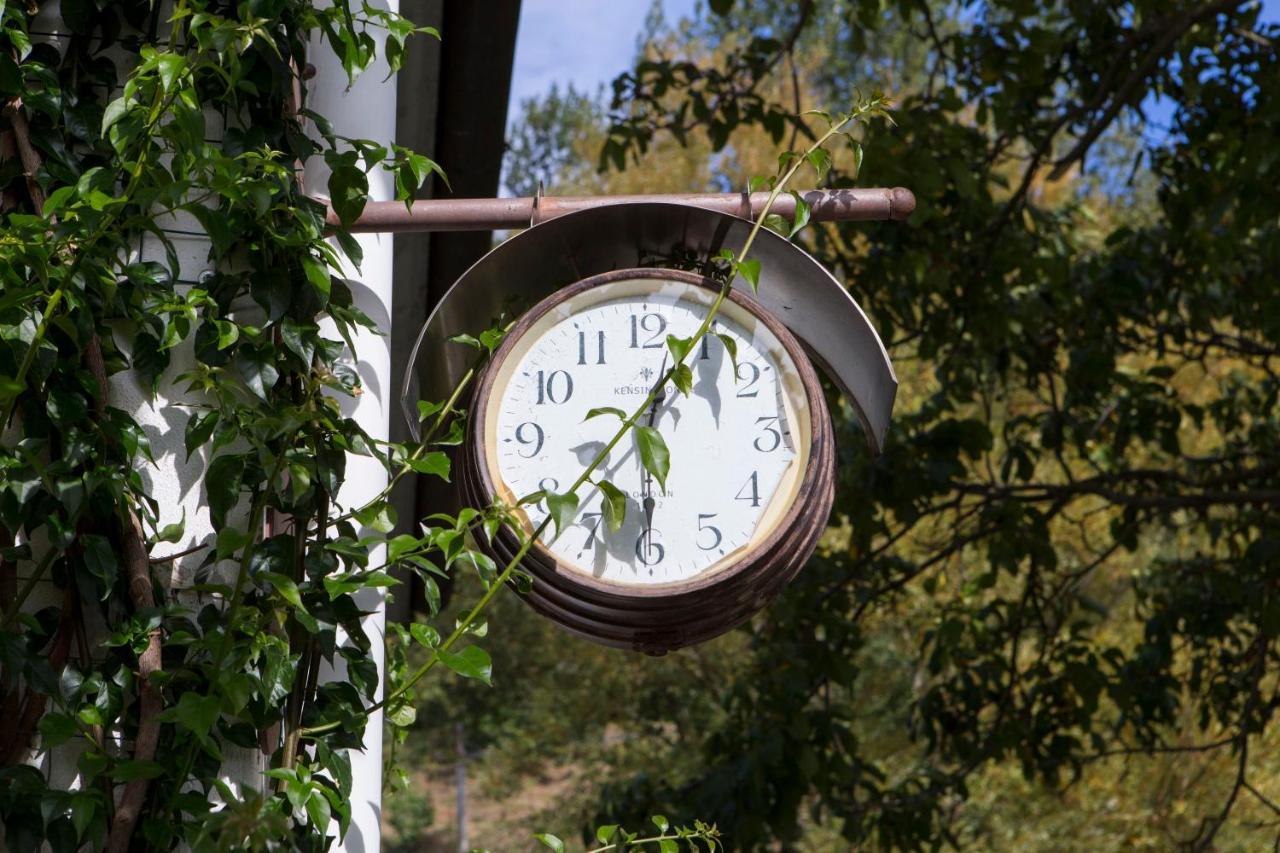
[641,354,668,556]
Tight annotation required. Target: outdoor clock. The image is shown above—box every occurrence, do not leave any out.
[403,201,899,654]
[457,267,835,652]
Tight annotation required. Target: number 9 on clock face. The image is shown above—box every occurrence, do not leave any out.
[476,270,819,588]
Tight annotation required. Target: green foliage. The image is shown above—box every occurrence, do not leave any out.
[569,1,1280,849]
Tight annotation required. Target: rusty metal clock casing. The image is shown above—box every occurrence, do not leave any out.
[458,268,836,654]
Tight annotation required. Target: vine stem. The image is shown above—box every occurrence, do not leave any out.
[303,118,852,738]
[587,833,716,853]
[328,362,478,528]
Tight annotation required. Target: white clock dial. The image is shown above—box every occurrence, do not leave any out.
[484,276,812,586]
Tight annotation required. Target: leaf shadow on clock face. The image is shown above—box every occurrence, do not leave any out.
[569,440,609,467]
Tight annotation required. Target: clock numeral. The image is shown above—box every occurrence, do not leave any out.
[577,330,606,365]
[515,422,544,457]
[580,512,602,549]
[629,312,667,349]
[535,477,559,512]
[736,362,761,397]
[535,369,574,404]
[635,531,666,566]
[696,513,722,551]
[754,416,782,452]
[735,471,761,508]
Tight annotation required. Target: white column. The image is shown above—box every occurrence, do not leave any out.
[306,6,399,851]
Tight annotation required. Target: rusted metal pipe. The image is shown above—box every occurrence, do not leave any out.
[323,187,915,233]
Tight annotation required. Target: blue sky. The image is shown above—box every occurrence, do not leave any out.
[507,0,698,114]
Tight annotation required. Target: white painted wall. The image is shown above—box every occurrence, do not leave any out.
[306,5,400,847]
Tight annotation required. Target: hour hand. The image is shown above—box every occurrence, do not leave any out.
[645,353,669,428]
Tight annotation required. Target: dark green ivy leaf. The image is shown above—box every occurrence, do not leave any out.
[235,345,280,401]
[206,454,245,528]
[81,534,119,598]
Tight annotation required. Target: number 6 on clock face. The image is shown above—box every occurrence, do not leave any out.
[473,269,823,588]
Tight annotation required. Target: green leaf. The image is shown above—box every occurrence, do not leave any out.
[305,791,332,829]
[596,824,620,844]
[184,411,218,462]
[214,320,239,350]
[789,191,811,238]
[235,345,280,400]
[261,572,304,609]
[666,334,694,364]
[354,502,396,533]
[805,147,832,181]
[168,692,220,737]
[410,623,440,648]
[155,54,185,92]
[407,451,451,481]
[672,363,693,396]
[215,527,252,560]
[302,257,332,302]
[206,454,244,528]
[156,512,185,544]
[597,480,626,533]
[737,258,762,294]
[47,386,88,427]
[280,319,317,368]
[387,534,421,564]
[651,814,670,832]
[715,333,740,378]
[328,165,368,225]
[850,140,864,179]
[38,713,79,748]
[634,425,670,491]
[448,333,482,349]
[584,406,627,422]
[545,491,579,537]
[437,645,492,685]
[479,326,505,352]
[81,534,119,598]
[534,834,566,852]
[416,399,443,421]
[101,97,130,134]
[70,793,95,841]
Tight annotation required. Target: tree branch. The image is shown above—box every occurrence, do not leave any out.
[1048,0,1252,180]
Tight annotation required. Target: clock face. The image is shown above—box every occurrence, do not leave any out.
[482,275,813,588]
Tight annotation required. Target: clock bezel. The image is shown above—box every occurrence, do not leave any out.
[468,267,832,603]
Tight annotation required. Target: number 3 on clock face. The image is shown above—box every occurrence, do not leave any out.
[477,270,819,589]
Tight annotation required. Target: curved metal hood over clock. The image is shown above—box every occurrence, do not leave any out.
[401,201,898,454]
